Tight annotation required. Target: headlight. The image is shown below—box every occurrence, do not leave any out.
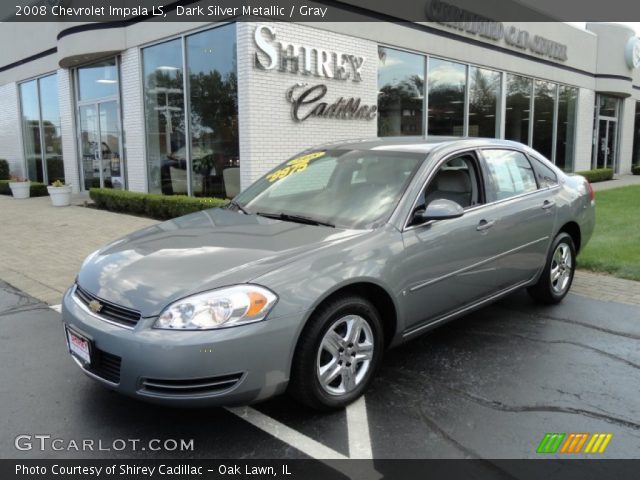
[154,285,277,330]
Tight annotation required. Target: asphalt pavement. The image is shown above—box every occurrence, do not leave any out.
[1,280,639,460]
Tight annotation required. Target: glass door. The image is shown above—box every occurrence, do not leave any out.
[596,119,618,170]
[75,57,124,190]
[79,101,123,190]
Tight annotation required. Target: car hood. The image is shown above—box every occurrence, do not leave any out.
[77,208,363,316]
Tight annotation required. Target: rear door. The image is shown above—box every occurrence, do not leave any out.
[477,148,558,289]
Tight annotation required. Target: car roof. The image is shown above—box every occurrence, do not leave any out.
[314,137,529,155]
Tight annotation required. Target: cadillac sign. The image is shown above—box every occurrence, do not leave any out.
[253,25,376,122]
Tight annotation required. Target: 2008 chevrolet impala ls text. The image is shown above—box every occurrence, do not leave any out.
[62,138,595,410]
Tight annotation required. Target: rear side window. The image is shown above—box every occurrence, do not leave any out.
[530,156,558,188]
[481,149,538,202]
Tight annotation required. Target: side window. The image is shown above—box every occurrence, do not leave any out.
[482,149,537,202]
[417,153,482,212]
[530,156,558,188]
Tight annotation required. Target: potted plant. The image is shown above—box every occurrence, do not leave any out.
[8,175,30,199]
[47,179,72,207]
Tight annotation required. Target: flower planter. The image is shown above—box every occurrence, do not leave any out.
[47,185,72,207]
[9,181,31,199]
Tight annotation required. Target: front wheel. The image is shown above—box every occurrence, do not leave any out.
[527,232,576,304]
[288,295,384,410]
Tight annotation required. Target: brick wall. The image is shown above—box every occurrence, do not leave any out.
[121,48,147,192]
[0,82,23,176]
[237,22,378,189]
[57,69,80,192]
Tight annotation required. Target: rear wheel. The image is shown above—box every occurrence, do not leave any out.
[289,294,383,410]
[527,232,576,304]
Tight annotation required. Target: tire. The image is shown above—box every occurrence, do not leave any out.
[527,232,576,304]
[289,294,384,410]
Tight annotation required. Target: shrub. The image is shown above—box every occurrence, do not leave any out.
[0,180,49,197]
[574,168,614,183]
[632,165,640,176]
[89,188,228,221]
[0,159,9,180]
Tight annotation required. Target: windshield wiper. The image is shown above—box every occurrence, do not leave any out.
[228,200,250,215]
[256,212,335,228]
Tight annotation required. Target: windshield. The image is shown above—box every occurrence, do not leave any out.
[234,149,424,229]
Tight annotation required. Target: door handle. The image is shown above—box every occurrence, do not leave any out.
[542,200,556,210]
[476,219,495,231]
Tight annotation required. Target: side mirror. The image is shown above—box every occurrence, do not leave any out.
[413,199,464,225]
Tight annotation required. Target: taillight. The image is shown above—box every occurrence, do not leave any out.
[587,181,595,202]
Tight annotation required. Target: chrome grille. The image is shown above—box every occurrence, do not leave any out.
[75,284,141,328]
[140,373,243,396]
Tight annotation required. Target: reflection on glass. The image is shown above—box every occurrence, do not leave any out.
[427,58,466,136]
[377,47,424,137]
[532,80,556,160]
[468,67,500,138]
[142,39,186,195]
[555,86,577,171]
[19,74,63,183]
[79,104,100,189]
[599,95,618,117]
[39,74,64,182]
[78,59,118,101]
[187,24,239,198]
[633,102,640,167]
[505,74,532,145]
[99,101,123,189]
[19,80,42,181]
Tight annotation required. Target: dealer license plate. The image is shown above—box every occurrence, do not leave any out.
[66,327,91,365]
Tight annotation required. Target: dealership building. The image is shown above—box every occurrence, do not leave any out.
[0,16,639,197]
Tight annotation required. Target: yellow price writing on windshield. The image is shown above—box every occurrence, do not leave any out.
[266,151,326,183]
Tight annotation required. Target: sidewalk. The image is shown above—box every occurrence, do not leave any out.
[591,173,640,192]
[0,195,156,305]
[0,193,638,306]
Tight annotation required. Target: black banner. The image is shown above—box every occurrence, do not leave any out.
[3,460,640,480]
[4,0,640,22]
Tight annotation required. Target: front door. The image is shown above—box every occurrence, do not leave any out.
[596,119,618,171]
[79,101,123,190]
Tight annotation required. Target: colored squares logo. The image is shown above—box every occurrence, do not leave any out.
[537,433,612,454]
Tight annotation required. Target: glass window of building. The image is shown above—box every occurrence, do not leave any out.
[143,24,238,197]
[19,74,63,184]
[377,47,424,137]
[633,102,640,167]
[505,74,532,145]
[77,59,118,101]
[532,80,556,160]
[468,67,500,138]
[427,58,466,136]
[187,24,238,198]
[142,39,186,195]
[555,86,578,171]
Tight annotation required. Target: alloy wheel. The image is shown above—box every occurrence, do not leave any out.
[316,315,374,396]
[550,242,573,295]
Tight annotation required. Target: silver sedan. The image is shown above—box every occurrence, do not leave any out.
[62,138,595,410]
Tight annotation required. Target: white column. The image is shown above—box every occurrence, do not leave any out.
[58,68,80,192]
[617,97,636,175]
[573,88,596,172]
[121,47,147,192]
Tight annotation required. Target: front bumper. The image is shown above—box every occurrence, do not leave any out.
[61,286,302,407]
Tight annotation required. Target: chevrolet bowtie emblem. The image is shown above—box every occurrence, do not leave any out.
[88,299,103,313]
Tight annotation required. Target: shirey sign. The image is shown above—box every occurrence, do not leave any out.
[253,24,377,122]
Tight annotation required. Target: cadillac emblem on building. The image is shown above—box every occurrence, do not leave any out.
[88,300,103,314]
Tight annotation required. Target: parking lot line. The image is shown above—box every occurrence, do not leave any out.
[346,396,374,458]
[226,406,348,459]
[50,304,62,313]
